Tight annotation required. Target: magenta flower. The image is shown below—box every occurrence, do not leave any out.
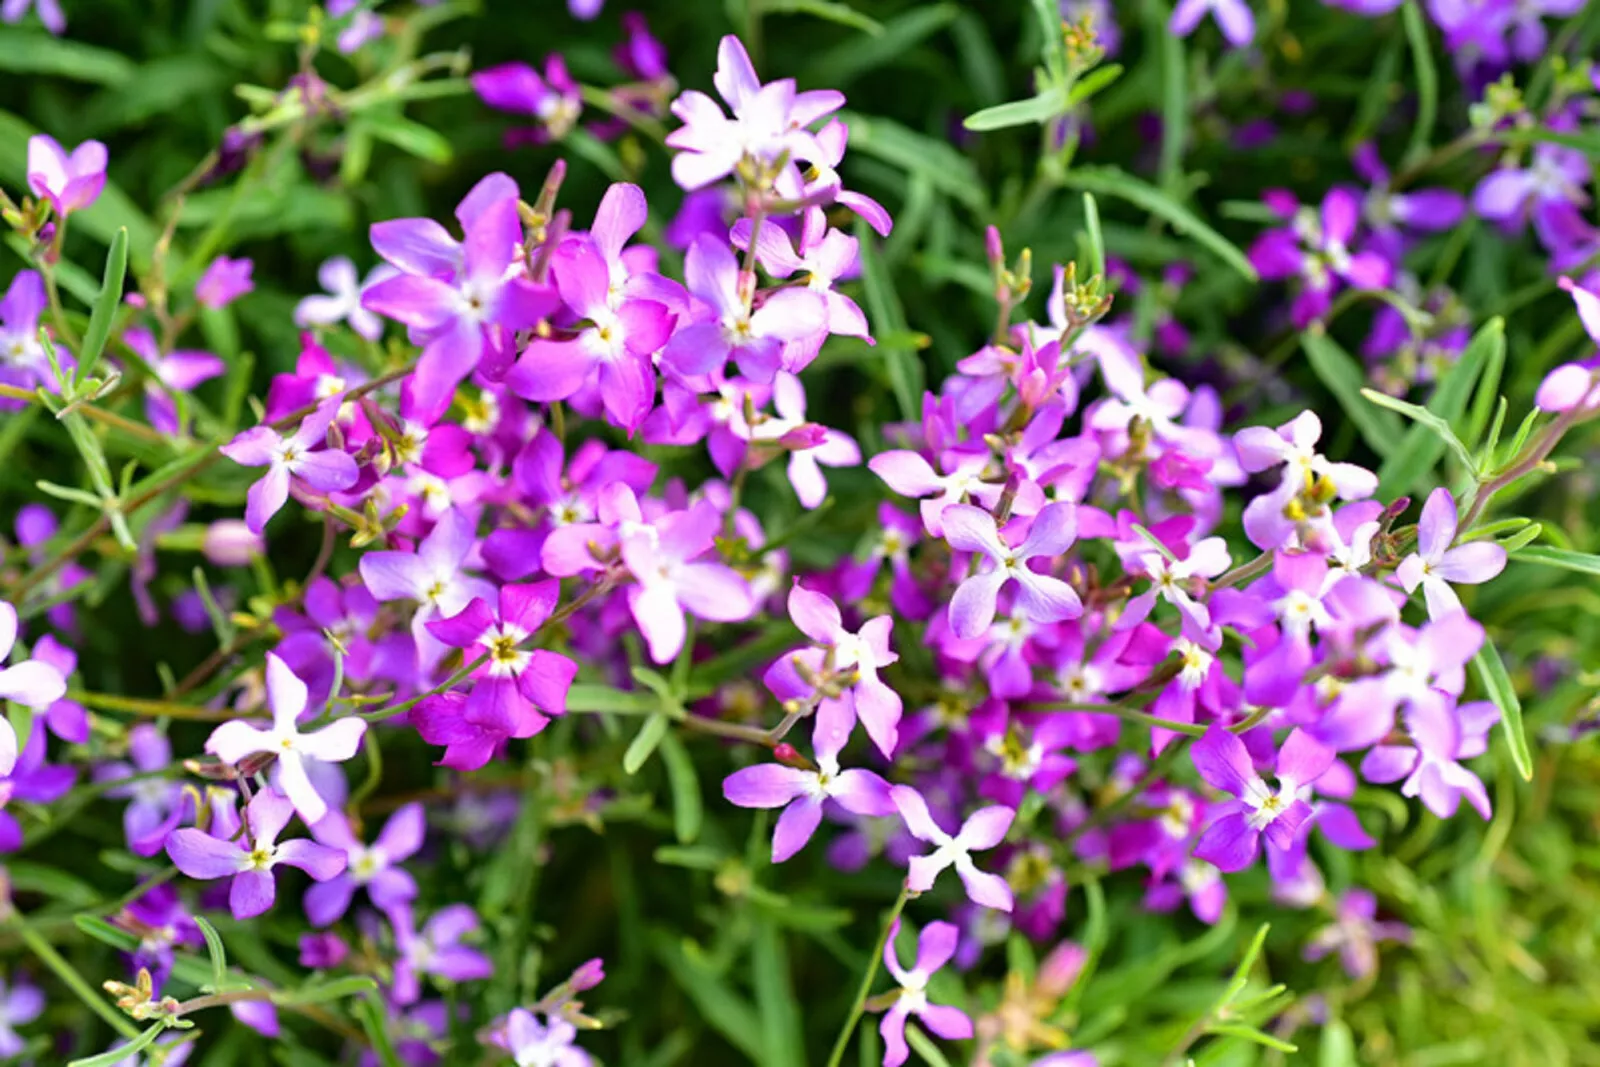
[2,0,65,34]
[941,501,1083,641]
[1396,488,1506,619]
[890,785,1015,911]
[196,255,255,309]
[305,803,425,926]
[166,789,346,920]
[661,235,826,383]
[26,134,106,215]
[472,57,583,143]
[1169,0,1255,47]
[204,653,368,823]
[1249,189,1392,327]
[424,580,579,755]
[874,919,973,1067]
[219,397,359,533]
[723,698,893,862]
[787,581,902,755]
[1192,726,1334,872]
[620,501,757,663]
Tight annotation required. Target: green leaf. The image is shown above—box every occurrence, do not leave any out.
[963,87,1067,131]
[808,5,959,88]
[1208,1023,1298,1053]
[651,933,765,1061]
[565,684,660,714]
[855,217,923,423]
[0,31,134,84]
[1513,544,1600,577]
[839,111,984,211]
[1362,388,1475,472]
[1402,0,1437,165]
[362,114,453,164]
[1321,1019,1357,1067]
[1299,332,1401,454]
[74,914,140,952]
[1066,63,1124,105]
[1151,0,1187,194]
[1497,521,1544,554]
[355,993,403,1067]
[1376,316,1503,496]
[1059,166,1256,281]
[752,922,804,1067]
[1082,192,1106,280]
[195,915,228,992]
[76,226,129,385]
[1473,641,1532,781]
[658,731,703,845]
[1222,923,1271,1004]
[904,1023,955,1067]
[277,976,380,1005]
[760,0,883,34]
[624,714,671,774]
[68,1026,164,1067]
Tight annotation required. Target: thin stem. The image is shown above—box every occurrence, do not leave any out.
[824,883,910,1067]
[13,918,141,1039]
[69,690,237,722]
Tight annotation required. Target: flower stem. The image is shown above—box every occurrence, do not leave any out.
[824,882,910,1067]
[12,917,141,1039]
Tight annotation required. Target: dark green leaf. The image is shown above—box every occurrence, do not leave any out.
[658,731,703,845]
[1512,544,1600,577]
[0,32,134,84]
[1060,166,1256,280]
[1300,332,1401,454]
[760,0,883,34]
[75,227,129,385]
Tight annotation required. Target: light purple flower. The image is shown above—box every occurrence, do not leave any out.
[294,257,391,341]
[723,698,894,862]
[97,724,189,856]
[2,0,65,33]
[503,1009,590,1067]
[1302,888,1411,979]
[122,327,225,436]
[1170,0,1255,47]
[1192,726,1334,872]
[166,789,346,920]
[0,976,42,1058]
[1361,698,1498,819]
[219,397,359,533]
[1396,488,1506,619]
[26,134,106,215]
[0,272,52,393]
[0,601,66,740]
[788,582,901,755]
[875,919,972,1067]
[305,803,425,926]
[359,508,498,675]
[390,903,494,1005]
[196,255,255,309]
[205,653,367,823]
[1236,411,1377,549]
[741,373,861,508]
[890,785,1015,911]
[941,501,1083,641]
[621,501,757,663]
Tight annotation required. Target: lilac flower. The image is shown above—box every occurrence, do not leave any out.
[390,904,494,1005]
[1361,699,1498,819]
[1,0,65,34]
[497,1009,592,1066]
[1473,141,1590,241]
[1235,411,1377,549]
[305,803,425,926]
[723,698,894,862]
[423,581,579,763]
[1303,888,1411,979]
[26,134,106,215]
[733,212,875,359]
[890,785,1015,911]
[1116,535,1231,631]
[874,919,973,1067]
[620,501,757,663]
[0,976,42,1058]
[0,271,53,395]
[97,724,190,856]
[196,255,255,308]
[788,582,902,754]
[1249,188,1391,327]
[741,373,861,508]
[666,35,843,190]
[358,508,497,674]
[122,327,224,436]
[295,257,390,340]
[1191,726,1334,872]
[941,501,1083,641]
[166,789,346,920]
[0,600,66,734]
[219,397,359,532]
[1537,276,1600,413]
[661,235,826,383]
[1169,0,1255,47]
[205,653,368,823]
[1396,488,1506,619]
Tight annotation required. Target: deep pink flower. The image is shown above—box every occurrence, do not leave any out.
[196,255,255,309]
[26,134,106,215]
[1191,726,1334,872]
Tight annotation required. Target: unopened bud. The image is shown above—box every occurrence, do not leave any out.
[203,520,264,567]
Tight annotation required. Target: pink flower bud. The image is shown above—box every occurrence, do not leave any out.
[203,520,264,567]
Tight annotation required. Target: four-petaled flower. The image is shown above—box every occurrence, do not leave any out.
[26,133,106,215]
[874,919,973,1067]
[1192,726,1334,872]
[890,785,1015,911]
[941,501,1083,641]
[1396,488,1506,619]
[219,397,360,533]
[166,788,346,919]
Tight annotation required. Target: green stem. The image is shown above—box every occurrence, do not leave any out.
[13,918,140,1039]
[824,883,910,1067]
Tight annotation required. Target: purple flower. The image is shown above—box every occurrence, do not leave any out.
[1117,535,1231,632]
[621,501,757,663]
[196,255,255,308]
[1396,488,1506,619]
[501,1010,590,1067]
[0,601,66,742]
[874,919,973,1067]
[25,134,105,215]
[1169,0,1255,47]
[166,789,346,920]
[787,582,902,755]
[390,903,493,1005]
[0,271,53,395]
[1537,276,1600,413]
[472,57,583,143]
[1249,189,1391,327]
[1361,699,1498,819]
[1,0,65,34]
[1191,726,1334,872]
[204,653,368,823]
[219,397,360,532]
[121,327,224,436]
[890,785,1015,911]
[723,698,894,862]
[295,257,391,340]
[97,724,190,856]
[741,373,861,508]
[423,580,579,762]
[305,803,425,926]
[358,508,497,675]
[1235,411,1377,550]
[941,501,1083,641]
[1302,888,1411,979]
[0,976,42,1058]
[661,235,826,383]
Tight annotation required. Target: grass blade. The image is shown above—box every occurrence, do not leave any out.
[1473,641,1532,781]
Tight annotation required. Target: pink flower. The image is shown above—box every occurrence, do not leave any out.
[1191,726,1334,872]
[621,501,756,663]
[890,785,1015,911]
[786,582,902,755]
[205,653,367,823]
[1396,488,1506,619]
[874,919,973,1067]
[25,134,105,215]
[196,255,255,309]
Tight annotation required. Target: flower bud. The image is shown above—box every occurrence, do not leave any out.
[203,520,264,567]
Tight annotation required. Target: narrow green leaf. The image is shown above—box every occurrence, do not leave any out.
[839,111,984,211]
[1083,193,1106,281]
[1300,332,1401,454]
[658,732,703,845]
[74,914,140,952]
[1152,0,1187,194]
[963,87,1067,132]
[651,934,765,1061]
[68,1026,164,1067]
[751,922,804,1067]
[1223,923,1271,1004]
[1473,642,1532,780]
[1401,0,1437,165]
[1066,63,1124,105]
[76,226,129,385]
[904,1023,955,1067]
[1320,1019,1357,1067]
[855,217,923,422]
[1060,166,1256,281]
[1208,1023,1298,1053]
[760,0,883,34]
[1376,317,1502,495]
[194,915,228,991]
[565,684,660,714]
[1497,521,1544,554]
[808,5,959,88]
[362,114,453,164]
[623,714,671,774]
[1362,388,1474,472]
[1513,544,1600,577]
[1030,0,1066,80]
[0,32,135,84]
[356,993,403,1067]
